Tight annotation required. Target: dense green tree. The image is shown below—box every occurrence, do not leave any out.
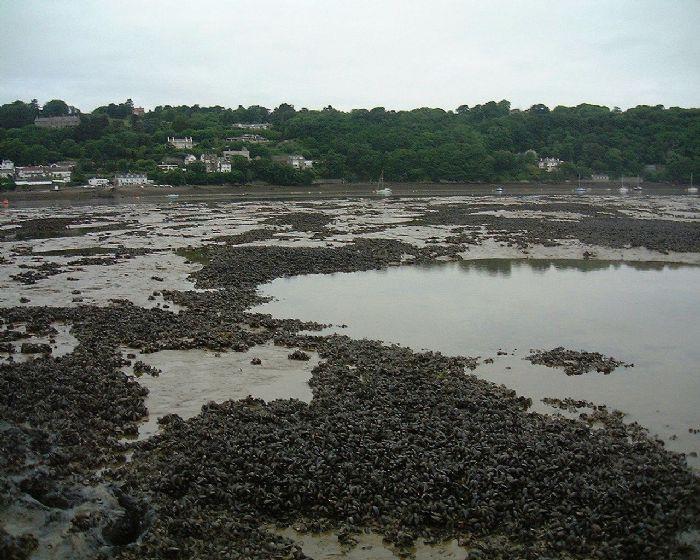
[0,98,697,184]
[93,99,134,119]
[0,176,16,191]
[41,99,73,116]
[0,101,38,128]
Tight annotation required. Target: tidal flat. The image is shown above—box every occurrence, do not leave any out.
[1,192,699,559]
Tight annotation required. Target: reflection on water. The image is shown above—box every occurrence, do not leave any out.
[255,259,700,468]
[459,258,688,277]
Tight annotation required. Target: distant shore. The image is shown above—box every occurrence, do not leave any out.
[0,181,692,205]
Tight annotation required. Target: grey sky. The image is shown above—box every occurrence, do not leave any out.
[1,0,698,112]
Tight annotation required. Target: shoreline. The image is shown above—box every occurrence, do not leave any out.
[0,180,691,204]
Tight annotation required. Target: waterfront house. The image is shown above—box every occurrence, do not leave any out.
[0,160,15,178]
[48,166,72,183]
[88,178,111,187]
[538,157,562,172]
[15,166,47,179]
[272,154,313,169]
[115,173,151,186]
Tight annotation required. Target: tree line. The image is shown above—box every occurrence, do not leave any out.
[0,98,697,185]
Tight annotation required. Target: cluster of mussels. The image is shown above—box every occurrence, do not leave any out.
[110,334,698,559]
[411,201,700,253]
[526,347,634,376]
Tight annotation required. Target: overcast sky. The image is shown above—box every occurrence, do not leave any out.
[1,0,698,112]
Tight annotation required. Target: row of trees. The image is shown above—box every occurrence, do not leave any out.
[0,98,697,184]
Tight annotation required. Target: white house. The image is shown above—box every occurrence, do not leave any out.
[168,136,196,149]
[48,166,72,183]
[590,173,610,182]
[538,157,563,172]
[15,179,53,187]
[184,154,198,165]
[14,164,72,182]
[115,173,151,186]
[0,160,15,178]
[219,161,232,173]
[157,163,180,172]
[15,166,47,179]
[223,148,251,160]
[226,134,269,143]
[232,123,271,130]
[88,178,111,187]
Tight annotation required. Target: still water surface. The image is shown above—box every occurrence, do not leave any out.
[256,259,700,467]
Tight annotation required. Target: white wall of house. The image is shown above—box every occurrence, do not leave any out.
[115,174,150,186]
[88,178,111,187]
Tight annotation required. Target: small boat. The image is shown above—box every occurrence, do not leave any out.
[619,176,629,194]
[494,186,504,193]
[574,175,586,194]
[633,176,642,191]
[374,170,392,196]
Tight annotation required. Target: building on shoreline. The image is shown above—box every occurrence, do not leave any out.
[168,137,196,149]
[16,166,47,179]
[15,179,53,187]
[14,164,73,183]
[0,160,15,178]
[272,154,314,169]
[88,178,111,187]
[115,173,152,186]
[48,166,72,183]
[590,173,610,182]
[34,115,81,128]
[538,157,563,172]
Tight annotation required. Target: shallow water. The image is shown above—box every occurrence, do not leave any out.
[273,527,468,559]
[255,259,700,467]
[121,342,320,440]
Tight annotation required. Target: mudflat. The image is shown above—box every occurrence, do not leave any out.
[1,192,699,559]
